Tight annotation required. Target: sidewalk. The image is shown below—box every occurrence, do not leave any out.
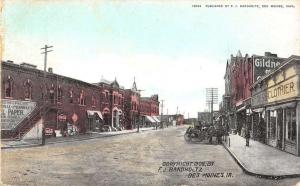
[1,126,170,149]
[223,134,300,179]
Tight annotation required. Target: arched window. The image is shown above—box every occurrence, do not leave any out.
[5,76,13,98]
[57,85,62,103]
[69,88,74,103]
[24,79,32,100]
[92,95,96,107]
[79,90,85,105]
[49,84,55,103]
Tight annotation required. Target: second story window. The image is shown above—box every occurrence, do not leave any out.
[79,90,85,105]
[92,95,96,107]
[57,85,62,103]
[49,84,55,103]
[5,76,13,98]
[24,79,32,100]
[69,89,74,103]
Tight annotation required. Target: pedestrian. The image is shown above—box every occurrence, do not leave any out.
[245,128,250,147]
[208,125,214,144]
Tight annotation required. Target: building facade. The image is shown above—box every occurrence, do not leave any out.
[222,51,285,136]
[251,55,300,156]
[1,61,103,139]
[1,61,160,139]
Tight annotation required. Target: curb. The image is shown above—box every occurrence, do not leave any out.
[1,128,158,149]
[1,143,42,150]
[222,141,300,180]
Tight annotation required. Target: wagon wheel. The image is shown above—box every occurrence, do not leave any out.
[184,133,192,142]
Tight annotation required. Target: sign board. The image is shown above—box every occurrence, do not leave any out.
[1,99,36,130]
[267,76,299,103]
[253,56,285,82]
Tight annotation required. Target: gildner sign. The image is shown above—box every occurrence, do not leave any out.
[1,99,36,130]
[254,58,281,68]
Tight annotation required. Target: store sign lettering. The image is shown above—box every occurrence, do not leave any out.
[268,82,295,99]
[1,99,36,130]
[267,77,298,103]
[253,57,284,81]
[254,58,281,68]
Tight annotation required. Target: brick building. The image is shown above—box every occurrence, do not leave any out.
[1,61,103,139]
[94,77,125,130]
[1,61,160,139]
[222,51,285,136]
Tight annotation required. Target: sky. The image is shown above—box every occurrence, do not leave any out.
[2,0,300,118]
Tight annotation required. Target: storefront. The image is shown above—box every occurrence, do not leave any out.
[86,110,103,131]
[252,56,300,156]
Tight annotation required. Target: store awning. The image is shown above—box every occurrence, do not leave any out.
[87,110,103,120]
[145,115,156,123]
[266,102,296,111]
[152,116,160,122]
[236,106,246,112]
[252,108,264,113]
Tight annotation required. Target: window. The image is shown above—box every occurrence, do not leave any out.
[5,76,13,98]
[24,80,32,100]
[105,92,109,101]
[57,85,62,103]
[286,108,296,142]
[69,89,74,103]
[79,90,85,105]
[92,95,96,107]
[49,84,55,103]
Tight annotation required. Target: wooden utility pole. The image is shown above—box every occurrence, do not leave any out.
[41,45,53,145]
[160,100,164,129]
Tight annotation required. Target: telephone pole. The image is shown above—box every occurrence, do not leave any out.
[41,45,53,145]
[206,88,218,126]
[160,100,164,129]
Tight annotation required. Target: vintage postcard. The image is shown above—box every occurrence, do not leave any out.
[1,0,300,185]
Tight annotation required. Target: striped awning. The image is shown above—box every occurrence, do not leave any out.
[145,115,156,123]
[87,110,103,120]
[152,116,160,122]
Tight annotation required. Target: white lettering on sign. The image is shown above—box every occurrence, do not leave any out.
[1,99,36,130]
[254,58,281,68]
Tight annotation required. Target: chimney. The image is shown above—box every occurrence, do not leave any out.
[48,67,53,73]
[265,52,277,57]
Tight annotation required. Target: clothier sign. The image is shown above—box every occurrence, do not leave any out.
[267,76,298,103]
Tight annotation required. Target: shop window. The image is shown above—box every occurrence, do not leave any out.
[24,80,32,100]
[79,90,85,105]
[69,89,74,103]
[57,85,62,103]
[5,76,13,98]
[285,108,296,142]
